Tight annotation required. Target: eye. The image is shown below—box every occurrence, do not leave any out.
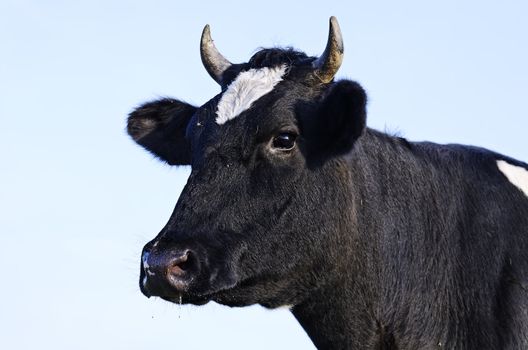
[271,132,297,151]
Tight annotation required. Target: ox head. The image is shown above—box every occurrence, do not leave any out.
[128,17,367,308]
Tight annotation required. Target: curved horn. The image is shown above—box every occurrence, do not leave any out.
[200,24,232,85]
[312,16,344,83]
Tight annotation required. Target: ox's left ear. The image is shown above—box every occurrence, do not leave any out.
[127,98,197,165]
[302,80,367,159]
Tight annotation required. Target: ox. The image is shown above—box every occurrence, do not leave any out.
[128,17,528,349]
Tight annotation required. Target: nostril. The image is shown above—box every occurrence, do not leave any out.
[167,250,193,278]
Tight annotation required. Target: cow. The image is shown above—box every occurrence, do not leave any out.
[127,17,528,349]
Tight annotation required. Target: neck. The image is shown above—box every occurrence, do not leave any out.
[290,130,416,349]
[291,274,390,349]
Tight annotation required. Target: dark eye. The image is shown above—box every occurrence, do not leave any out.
[272,132,297,151]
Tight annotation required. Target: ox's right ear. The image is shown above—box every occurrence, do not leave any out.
[127,98,197,165]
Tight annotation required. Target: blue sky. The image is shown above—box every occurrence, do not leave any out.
[1,1,527,349]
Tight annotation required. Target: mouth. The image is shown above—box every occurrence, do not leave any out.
[157,279,256,307]
[155,280,239,306]
[160,293,211,306]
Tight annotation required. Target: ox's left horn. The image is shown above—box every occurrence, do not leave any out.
[200,24,232,85]
[312,16,344,83]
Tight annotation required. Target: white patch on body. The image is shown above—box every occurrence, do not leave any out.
[497,160,528,197]
[276,304,294,311]
[216,65,287,125]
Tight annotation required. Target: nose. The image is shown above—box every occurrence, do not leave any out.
[140,247,200,297]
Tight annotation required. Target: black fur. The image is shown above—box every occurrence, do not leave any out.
[128,46,528,349]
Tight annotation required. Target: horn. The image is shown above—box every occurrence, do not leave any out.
[312,16,344,83]
[200,24,232,85]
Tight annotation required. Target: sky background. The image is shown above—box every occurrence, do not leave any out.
[1,1,527,349]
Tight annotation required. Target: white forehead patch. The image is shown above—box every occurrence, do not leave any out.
[216,65,287,125]
[497,160,528,197]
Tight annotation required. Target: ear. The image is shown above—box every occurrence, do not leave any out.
[127,98,197,165]
[302,80,367,159]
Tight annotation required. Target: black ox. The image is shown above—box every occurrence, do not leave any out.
[128,17,528,349]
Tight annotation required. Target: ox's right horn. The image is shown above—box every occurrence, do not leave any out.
[200,25,232,85]
[312,16,344,84]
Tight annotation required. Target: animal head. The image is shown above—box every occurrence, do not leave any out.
[129,17,367,308]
